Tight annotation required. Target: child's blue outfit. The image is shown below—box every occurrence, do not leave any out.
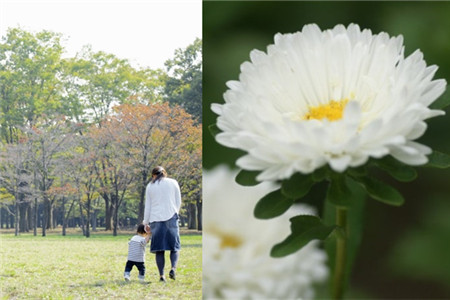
[124,235,147,281]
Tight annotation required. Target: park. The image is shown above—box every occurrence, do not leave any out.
[0,228,202,299]
[0,27,202,299]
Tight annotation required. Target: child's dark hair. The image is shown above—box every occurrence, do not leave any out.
[137,224,146,234]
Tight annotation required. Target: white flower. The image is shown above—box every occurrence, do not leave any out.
[203,166,328,300]
[212,23,446,181]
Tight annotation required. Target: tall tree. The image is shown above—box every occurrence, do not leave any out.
[98,103,202,226]
[0,28,64,143]
[27,119,73,236]
[72,47,159,124]
[164,38,202,123]
[88,121,134,236]
[0,141,34,236]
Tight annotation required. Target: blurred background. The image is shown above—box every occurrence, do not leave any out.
[203,1,450,299]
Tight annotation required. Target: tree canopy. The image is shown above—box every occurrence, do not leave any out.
[0,27,202,236]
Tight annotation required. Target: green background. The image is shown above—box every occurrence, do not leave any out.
[203,1,450,298]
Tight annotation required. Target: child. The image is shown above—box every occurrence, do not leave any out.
[124,224,150,282]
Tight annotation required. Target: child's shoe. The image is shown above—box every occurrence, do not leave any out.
[138,275,145,283]
[124,272,131,281]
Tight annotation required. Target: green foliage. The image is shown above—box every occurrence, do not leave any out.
[352,176,405,206]
[0,28,64,143]
[254,189,293,219]
[326,174,353,208]
[424,150,450,168]
[69,47,157,124]
[0,187,14,204]
[372,156,417,182]
[164,38,202,123]
[281,173,315,199]
[271,215,336,257]
[235,169,260,186]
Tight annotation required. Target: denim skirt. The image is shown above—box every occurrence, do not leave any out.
[150,213,181,253]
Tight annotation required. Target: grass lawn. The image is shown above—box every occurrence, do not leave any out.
[0,229,202,299]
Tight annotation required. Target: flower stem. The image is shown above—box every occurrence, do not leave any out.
[333,207,348,300]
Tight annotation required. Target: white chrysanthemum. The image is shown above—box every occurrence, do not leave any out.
[212,23,446,181]
[203,166,328,300]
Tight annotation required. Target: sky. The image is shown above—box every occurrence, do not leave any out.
[0,0,202,69]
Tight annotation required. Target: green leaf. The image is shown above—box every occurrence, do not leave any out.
[281,173,315,199]
[271,215,336,257]
[373,156,417,182]
[208,123,221,137]
[326,174,353,207]
[254,189,293,220]
[424,151,450,169]
[346,166,367,178]
[235,169,260,186]
[430,91,450,110]
[312,166,328,182]
[354,176,404,206]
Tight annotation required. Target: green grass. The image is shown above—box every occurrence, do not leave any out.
[0,230,202,299]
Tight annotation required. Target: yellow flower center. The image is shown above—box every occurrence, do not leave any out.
[303,99,349,121]
[219,233,243,249]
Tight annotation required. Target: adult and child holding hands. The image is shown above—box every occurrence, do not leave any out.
[123,166,182,283]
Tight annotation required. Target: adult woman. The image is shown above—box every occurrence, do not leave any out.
[143,166,182,282]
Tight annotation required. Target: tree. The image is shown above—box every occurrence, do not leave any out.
[164,38,202,123]
[56,133,99,237]
[98,103,202,227]
[0,141,34,236]
[0,28,64,143]
[0,28,203,235]
[88,121,134,236]
[69,47,166,124]
[27,119,73,236]
[176,145,202,230]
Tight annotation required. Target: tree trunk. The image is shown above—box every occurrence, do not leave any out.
[34,198,38,236]
[112,195,118,236]
[62,197,66,236]
[47,201,54,230]
[33,172,38,236]
[14,200,19,236]
[92,209,98,231]
[42,198,48,237]
[85,196,91,238]
[9,212,14,229]
[138,171,148,223]
[187,203,197,229]
[113,207,118,236]
[27,203,32,232]
[138,185,146,224]
[78,201,86,236]
[0,208,3,229]
[19,197,28,232]
[196,198,202,231]
[104,196,112,231]
[63,199,75,236]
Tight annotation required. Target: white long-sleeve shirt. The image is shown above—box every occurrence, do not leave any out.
[143,177,181,224]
